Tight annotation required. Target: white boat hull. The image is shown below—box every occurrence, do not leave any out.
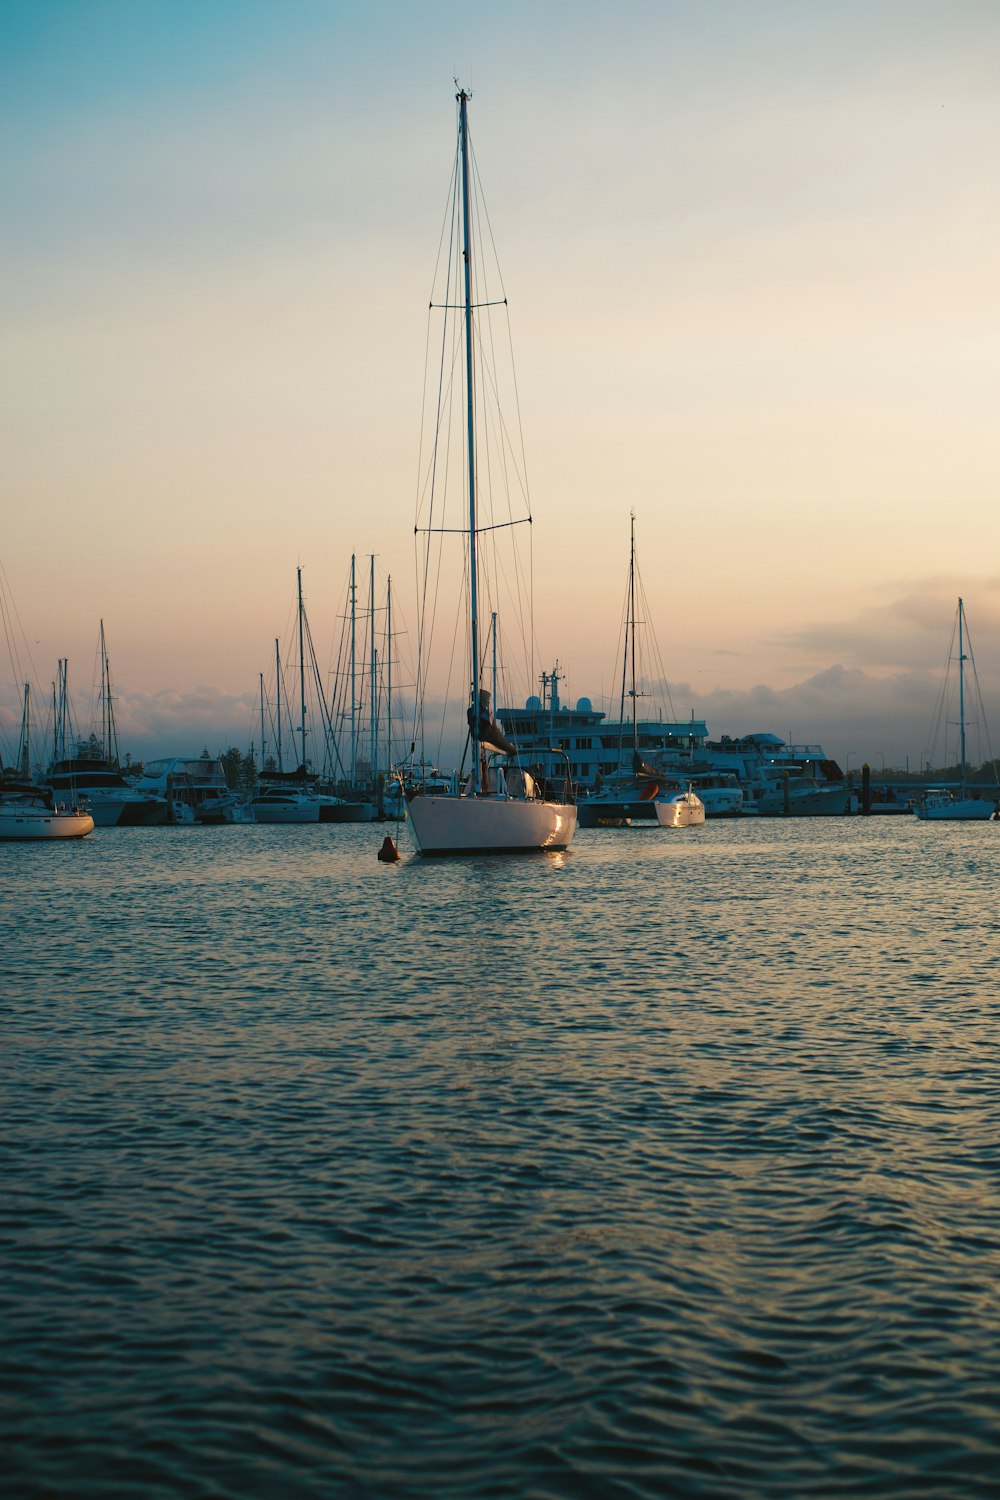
[253,800,320,824]
[754,786,850,816]
[699,788,744,818]
[916,796,996,821]
[0,808,94,840]
[654,792,706,828]
[407,794,576,854]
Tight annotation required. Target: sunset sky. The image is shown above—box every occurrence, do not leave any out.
[2,0,998,772]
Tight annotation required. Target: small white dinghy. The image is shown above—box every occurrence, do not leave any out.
[654,787,705,828]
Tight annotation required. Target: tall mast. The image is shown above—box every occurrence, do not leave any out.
[629,514,637,751]
[297,567,307,772]
[58,659,68,760]
[458,88,482,793]
[100,620,108,758]
[958,596,967,795]
[275,637,283,773]
[21,683,30,780]
[491,612,498,717]
[369,555,376,784]
[259,672,266,766]
[350,554,357,785]
[386,577,393,781]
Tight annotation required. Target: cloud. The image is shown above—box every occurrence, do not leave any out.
[682,657,998,771]
[777,578,1000,673]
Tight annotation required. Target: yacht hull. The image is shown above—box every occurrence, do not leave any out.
[0,809,94,840]
[755,787,850,816]
[319,801,376,823]
[654,793,705,828]
[253,801,320,824]
[407,794,576,854]
[915,797,995,821]
[577,797,657,828]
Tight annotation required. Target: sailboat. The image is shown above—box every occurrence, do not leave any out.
[406,90,576,856]
[577,516,698,828]
[578,517,657,827]
[254,613,321,824]
[0,683,94,840]
[915,597,999,822]
[45,626,167,826]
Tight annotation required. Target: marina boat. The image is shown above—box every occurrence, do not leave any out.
[46,756,168,827]
[196,792,253,824]
[0,778,94,840]
[576,516,677,830]
[683,772,744,818]
[748,766,850,817]
[132,755,233,824]
[696,734,849,816]
[577,788,658,828]
[654,787,706,828]
[915,597,998,822]
[250,757,321,823]
[915,786,995,821]
[40,631,167,826]
[406,90,576,856]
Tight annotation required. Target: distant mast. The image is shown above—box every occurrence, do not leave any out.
[958,595,967,795]
[297,567,307,771]
[275,637,283,772]
[20,683,31,780]
[369,555,377,787]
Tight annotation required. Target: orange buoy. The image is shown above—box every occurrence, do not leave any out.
[378,835,400,862]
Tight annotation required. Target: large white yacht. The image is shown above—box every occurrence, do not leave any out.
[46,756,167,827]
[500,691,849,818]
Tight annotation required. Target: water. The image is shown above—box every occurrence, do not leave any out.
[3,818,1000,1497]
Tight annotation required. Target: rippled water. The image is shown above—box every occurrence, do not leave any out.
[3,817,1000,1497]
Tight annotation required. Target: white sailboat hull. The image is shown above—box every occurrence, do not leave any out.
[0,808,94,840]
[407,793,576,854]
[915,795,996,821]
[654,791,706,828]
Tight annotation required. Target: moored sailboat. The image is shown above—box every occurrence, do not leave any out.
[915,597,998,822]
[0,778,94,839]
[406,89,576,856]
[577,516,665,829]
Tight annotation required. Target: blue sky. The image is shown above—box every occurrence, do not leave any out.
[2,1,999,769]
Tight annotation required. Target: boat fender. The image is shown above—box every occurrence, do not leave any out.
[378,835,400,862]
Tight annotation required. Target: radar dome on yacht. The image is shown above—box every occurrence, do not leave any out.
[576,698,592,713]
[526,695,542,710]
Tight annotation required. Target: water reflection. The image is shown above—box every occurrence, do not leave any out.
[4,818,1000,1497]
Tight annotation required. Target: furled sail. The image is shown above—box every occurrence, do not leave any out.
[469,688,517,756]
[631,751,662,798]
